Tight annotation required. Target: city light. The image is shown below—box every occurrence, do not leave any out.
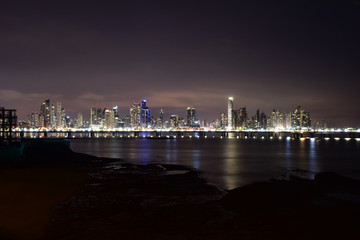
[6,97,359,139]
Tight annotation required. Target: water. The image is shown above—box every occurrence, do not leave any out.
[69,138,360,190]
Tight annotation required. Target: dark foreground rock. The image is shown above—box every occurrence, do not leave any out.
[1,143,360,240]
[41,162,360,240]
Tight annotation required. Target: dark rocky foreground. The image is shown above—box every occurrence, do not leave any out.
[1,140,360,239]
[41,163,360,240]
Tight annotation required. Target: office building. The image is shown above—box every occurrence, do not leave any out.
[186,107,196,127]
[170,115,179,129]
[130,102,141,129]
[140,100,150,128]
[228,97,234,130]
[90,108,103,129]
[40,99,50,128]
[291,106,311,129]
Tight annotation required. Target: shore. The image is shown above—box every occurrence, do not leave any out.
[1,140,360,239]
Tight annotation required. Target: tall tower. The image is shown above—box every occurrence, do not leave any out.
[130,102,141,129]
[140,100,150,128]
[50,104,56,128]
[227,97,233,130]
[186,107,196,127]
[56,102,62,128]
[160,109,164,126]
[40,99,50,128]
[90,108,102,129]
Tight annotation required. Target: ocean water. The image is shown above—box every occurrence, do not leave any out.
[69,138,360,190]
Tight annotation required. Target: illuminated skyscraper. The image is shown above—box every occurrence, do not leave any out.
[140,100,150,128]
[56,102,62,128]
[159,109,164,128]
[76,112,83,128]
[270,109,285,129]
[40,99,50,128]
[170,115,179,129]
[291,106,311,129]
[104,108,115,129]
[233,107,247,129]
[61,107,66,128]
[90,108,102,129]
[50,104,56,128]
[113,106,120,128]
[130,102,141,129]
[220,113,227,129]
[186,107,196,127]
[227,97,234,130]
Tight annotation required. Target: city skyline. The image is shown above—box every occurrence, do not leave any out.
[1,1,359,127]
[18,97,317,131]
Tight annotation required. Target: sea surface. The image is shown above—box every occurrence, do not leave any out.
[69,138,360,190]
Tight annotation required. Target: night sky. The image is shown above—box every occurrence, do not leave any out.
[1,0,359,127]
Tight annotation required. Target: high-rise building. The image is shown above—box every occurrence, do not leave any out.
[104,108,115,129]
[270,109,285,129]
[130,102,141,129]
[56,102,62,128]
[259,111,267,129]
[27,113,39,128]
[113,106,119,118]
[233,110,241,129]
[220,113,227,129]
[90,108,103,129]
[40,99,50,128]
[285,113,292,130]
[228,97,234,130]
[76,113,83,128]
[50,104,56,128]
[178,117,185,128]
[291,106,311,129]
[140,100,150,128]
[159,109,164,128]
[38,114,44,128]
[113,106,120,128]
[186,107,196,127]
[170,115,179,129]
[61,107,66,128]
[239,107,247,128]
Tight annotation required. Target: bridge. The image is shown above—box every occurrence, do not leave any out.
[10,129,360,140]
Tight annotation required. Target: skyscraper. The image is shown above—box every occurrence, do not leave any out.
[40,99,50,128]
[159,109,164,128]
[76,113,83,128]
[227,97,234,130]
[291,106,311,129]
[61,107,66,128]
[220,113,227,129]
[186,107,196,127]
[270,109,285,129]
[140,100,150,128]
[56,102,62,128]
[113,106,120,128]
[90,108,102,129]
[50,104,56,128]
[130,102,141,129]
[170,115,179,129]
[104,108,115,129]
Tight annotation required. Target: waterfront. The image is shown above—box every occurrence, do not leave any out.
[70,138,360,190]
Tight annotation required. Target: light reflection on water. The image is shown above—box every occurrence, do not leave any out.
[222,140,243,190]
[70,138,360,190]
[308,138,318,179]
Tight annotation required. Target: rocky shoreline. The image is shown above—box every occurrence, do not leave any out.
[45,163,360,240]
[1,140,360,239]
